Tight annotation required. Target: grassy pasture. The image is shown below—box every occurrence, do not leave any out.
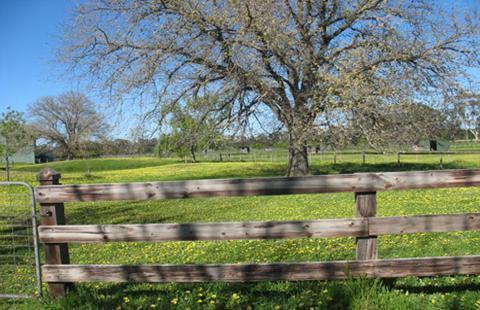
[1,155,480,309]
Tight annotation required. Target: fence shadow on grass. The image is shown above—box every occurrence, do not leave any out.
[47,277,480,308]
[49,277,480,309]
[393,281,480,294]
[65,200,180,225]
[52,280,360,309]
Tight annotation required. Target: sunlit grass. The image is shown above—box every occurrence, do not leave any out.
[1,155,480,309]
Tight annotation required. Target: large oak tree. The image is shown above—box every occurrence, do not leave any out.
[60,0,479,175]
[29,92,107,160]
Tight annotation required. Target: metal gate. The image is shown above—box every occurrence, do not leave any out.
[0,182,42,298]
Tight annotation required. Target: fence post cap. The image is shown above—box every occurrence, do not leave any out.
[37,167,61,182]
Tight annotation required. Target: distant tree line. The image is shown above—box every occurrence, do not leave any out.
[157,97,473,162]
[2,87,477,164]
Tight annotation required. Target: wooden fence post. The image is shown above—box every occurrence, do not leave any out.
[355,192,377,260]
[38,168,72,297]
[397,152,401,164]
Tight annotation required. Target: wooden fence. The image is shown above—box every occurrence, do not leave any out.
[34,168,480,297]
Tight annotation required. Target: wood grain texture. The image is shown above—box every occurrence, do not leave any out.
[42,256,480,283]
[38,219,368,243]
[41,205,72,297]
[38,213,480,244]
[37,168,72,297]
[355,192,377,260]
[369,213,480,235]
[34,169,480,203]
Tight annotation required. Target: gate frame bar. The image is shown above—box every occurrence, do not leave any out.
[0,181,42,298]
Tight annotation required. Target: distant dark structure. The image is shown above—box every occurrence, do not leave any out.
[418,139,449,152]
[35,151,55,163]
[307,146,322,154]
[239,146,250,154]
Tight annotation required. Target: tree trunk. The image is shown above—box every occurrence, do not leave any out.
[287,141,309,177]
[190,145,197,163]
[66,150,73,160]
[5,156,10,181]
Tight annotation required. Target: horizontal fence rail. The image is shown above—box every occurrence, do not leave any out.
[38,213,480,243]
[42,256,480,283]
[38,219,368,242]
[34,168,480,297]
[399,150,480,155]
[35,169,480,203]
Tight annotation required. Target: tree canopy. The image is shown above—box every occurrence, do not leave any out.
[452,92,480,140]
[60,0,479,175]
[29,92,108,160]
[0,109,30,180]
[158,96,227,161]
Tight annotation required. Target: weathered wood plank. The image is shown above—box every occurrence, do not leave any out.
[355,192,377,260]
[370,213,480,235]
[34,169,480,203]
[37,168,72,297]
[42,256,480,282]
[38,218,368,243]
[38,213,480,244]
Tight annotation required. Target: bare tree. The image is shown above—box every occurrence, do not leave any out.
[353,103,447,150]
[452,92,480,140]
[29,92,108,160]
[60,0,479,175]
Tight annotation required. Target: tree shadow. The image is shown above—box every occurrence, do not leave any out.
[392,282,480,294]
[55,280,357,309]
[310,161,472,175]
[51,277,480,308]
[66,200,178,225]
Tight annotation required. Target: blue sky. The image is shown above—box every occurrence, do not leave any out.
[0,0,479,130]
[0,0,78,115]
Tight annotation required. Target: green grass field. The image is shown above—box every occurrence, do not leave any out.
[1,155,480,309]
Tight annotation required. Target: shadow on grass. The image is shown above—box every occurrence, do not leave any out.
[185,161,477,179]
[42,276,480,309]
[66,200,178,225]
[310,161,475,175]
[13,158,181,174]
[63,160,477,225]
[393,282,480,294]
[46,280,359,309]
